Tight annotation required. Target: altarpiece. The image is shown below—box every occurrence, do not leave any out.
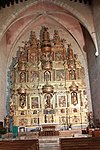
[9,27,88,129]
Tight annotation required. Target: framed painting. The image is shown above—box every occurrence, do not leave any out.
[56,70,65,81]
[31,96,39,109]
[30,71,38,82]
[57,95,66,107]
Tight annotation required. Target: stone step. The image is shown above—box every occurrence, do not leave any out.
[39,137,59,150]
[39,140,58,143]
[39,144,59,150]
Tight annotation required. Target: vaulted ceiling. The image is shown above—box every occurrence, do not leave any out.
[0,0,95,68]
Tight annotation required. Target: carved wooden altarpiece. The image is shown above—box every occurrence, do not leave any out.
[9,27,88,129]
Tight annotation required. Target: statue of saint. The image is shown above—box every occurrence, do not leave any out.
[45,94,53,109]
[44,71,51,82]
[43,27,50,42]
[5,115,10,130]
[20,94,26,109]
[20,72,26,82]
[71,92,78,106]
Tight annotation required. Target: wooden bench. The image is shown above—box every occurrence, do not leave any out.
[60,137,100,150]
[0,139,39,150]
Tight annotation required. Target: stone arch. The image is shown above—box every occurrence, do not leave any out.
[0,0,95,121]
[7,13,86,66]
[0,0,96,51]
[4,1,92,111]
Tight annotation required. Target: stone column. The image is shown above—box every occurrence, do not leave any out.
[82,0,100,127]
[0,37,7,122]
[91,0,100,126]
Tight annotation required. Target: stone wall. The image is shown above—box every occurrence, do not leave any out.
[0,36,7,121]
[90,0,100,125]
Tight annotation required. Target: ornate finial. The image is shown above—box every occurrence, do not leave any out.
[67,43,74,59]
[19,46,26,62]
[43,27,50,41]
[40,26,51,48]
[53,30,61,45]
[18,46,26,71]
[29,31,38,47]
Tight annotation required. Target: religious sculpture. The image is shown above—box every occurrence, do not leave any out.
[53,30,61,45]
[44,71,51,82]
[19,94,26,109]
[71,92,78,106]
[31,97,38,109]
[45,94,53,109]
[20,72,26,82]
[5,115,10,132]
[58,96,66,107]
[9,97,14,117]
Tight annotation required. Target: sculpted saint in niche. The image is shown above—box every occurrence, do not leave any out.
[71,92,78,106]
[20,94,26,109]
[45,94,53,109]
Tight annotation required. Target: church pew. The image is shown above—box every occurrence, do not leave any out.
[0,139,39,150]
[60,137,100,150]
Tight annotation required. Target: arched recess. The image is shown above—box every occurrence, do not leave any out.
[0,0,95,120]
[0,0,96,53]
